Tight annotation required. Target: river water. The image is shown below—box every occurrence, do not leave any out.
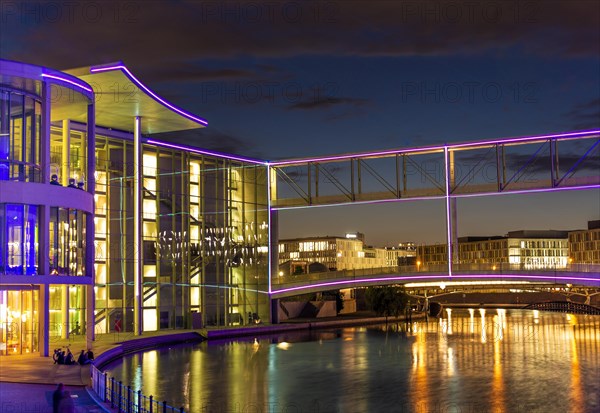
[104,309,600,412]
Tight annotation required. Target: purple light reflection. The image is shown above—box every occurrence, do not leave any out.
[90,64,208,126]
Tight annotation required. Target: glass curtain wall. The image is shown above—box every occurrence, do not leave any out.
[0,288,39,355]
[0,204,39,275]
[0,90,42,182]
[93,135,269,333]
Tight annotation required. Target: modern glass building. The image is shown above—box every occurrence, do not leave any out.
[0,60,270,356]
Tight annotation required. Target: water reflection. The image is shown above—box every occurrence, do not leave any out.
[105,310,600,412]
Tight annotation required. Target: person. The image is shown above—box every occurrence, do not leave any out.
[77,349,88,365]
[58,390,75,413]
[67,178,77,188]
[52,383,64,413]
[50,174,61,186]
[77,181,85,190]
[86,348,95,361]
[64,348,75,365]
[56,350,65,365]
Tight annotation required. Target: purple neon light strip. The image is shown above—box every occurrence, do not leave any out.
[269,145,446,166]
[451,184,600,199]
[269,130,600,166]
[444,146,452,277]
[451,130,600,149]
[271,273,599,295]
[146,139,267,165]
[41,73,93,93]
[271,183,600,211]
[267,165,273,294]
[271,194,448,211]
[90,64,208,126]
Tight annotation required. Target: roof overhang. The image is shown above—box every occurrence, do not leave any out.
[65,62,208,134]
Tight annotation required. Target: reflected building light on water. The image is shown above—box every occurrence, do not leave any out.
[533,309,540,324]
[276,342,290,350]
[446,308,453,335]
[479,308,487,343]
[468,308,475,334]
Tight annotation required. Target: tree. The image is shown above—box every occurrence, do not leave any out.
[365,286,409,323]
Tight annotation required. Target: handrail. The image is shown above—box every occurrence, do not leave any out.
[91,364,185,413]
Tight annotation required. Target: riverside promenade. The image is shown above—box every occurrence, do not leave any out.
[0,313,408,412]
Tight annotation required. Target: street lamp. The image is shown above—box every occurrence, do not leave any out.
[416,260,421,272]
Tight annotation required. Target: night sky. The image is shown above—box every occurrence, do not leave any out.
[1,0,599,245]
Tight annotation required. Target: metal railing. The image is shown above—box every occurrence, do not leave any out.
[271,263,600,290]
[91,364,185,413]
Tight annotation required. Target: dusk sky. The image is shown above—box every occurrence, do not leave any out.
[1,0,599,245]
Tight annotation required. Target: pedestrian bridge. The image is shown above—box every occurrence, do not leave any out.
[270,263,600,298]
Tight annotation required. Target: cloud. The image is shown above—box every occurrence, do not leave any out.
[150,127,264,159]
[564,98,600,130]
[2,0,597,75]
[288,97,369,111]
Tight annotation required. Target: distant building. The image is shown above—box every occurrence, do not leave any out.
[384,242,417,266]
[278,233,411,271]
[569,220,600,264]
[417,230,569,269]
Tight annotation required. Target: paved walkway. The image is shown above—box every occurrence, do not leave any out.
[0,382,105,413]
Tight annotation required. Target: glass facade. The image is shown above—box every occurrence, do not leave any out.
[0,60,271,356]
[0,288,39,355]
[0,204,39,275]
[49,207,87,276]
[0,91,42,182]
[93,137,269,332]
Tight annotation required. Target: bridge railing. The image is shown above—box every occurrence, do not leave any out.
[271,262,600,291]
[91,365,185,413]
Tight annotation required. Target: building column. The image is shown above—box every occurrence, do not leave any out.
[61,119,70,185]
[269,208,279,324]
[86,101,96,343]
[449,150,458,266]
[133,116,143,335]
[61,285,69,339]
[39,284,50,357]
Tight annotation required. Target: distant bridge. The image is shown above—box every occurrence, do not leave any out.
[525,301,600,315]
[270,263,600,298]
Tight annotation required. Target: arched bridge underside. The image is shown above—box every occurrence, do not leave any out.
[270,265,600,299]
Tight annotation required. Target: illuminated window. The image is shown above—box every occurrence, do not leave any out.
[143,153,157,176]
[190,161,200,182]
[143,308,157,331]
[143,199,157,220]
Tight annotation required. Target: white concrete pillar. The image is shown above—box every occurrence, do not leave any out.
[133,116,143,335]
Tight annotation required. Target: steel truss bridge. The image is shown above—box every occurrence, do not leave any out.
[267,130,600,302]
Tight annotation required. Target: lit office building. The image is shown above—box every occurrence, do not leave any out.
[417,230,569,269]
[0,60,269,356]
[278,233,389,271]
[569,220,600,264]
[384,242,417,266]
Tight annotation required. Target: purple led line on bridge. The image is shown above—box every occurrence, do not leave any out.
[90,64,208,126]
[269,130,600,166]
[270,273,600,295]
